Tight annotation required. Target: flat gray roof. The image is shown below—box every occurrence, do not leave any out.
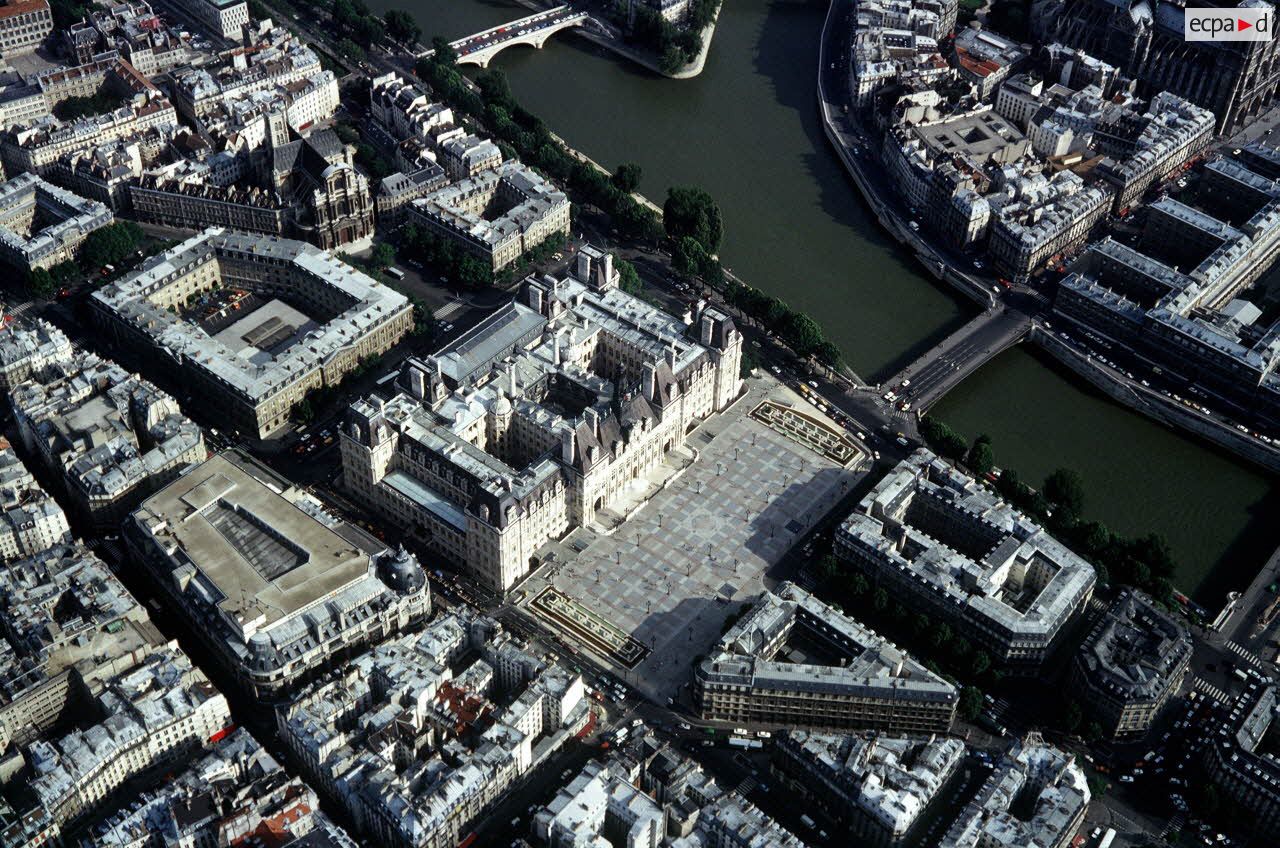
[132,452,371,634]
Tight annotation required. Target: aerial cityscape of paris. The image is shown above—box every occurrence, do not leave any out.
[0,0,1278,844]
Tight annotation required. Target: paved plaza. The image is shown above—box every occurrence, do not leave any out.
[517,373,864,702]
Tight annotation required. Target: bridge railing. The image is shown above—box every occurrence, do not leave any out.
[449,5,572,48]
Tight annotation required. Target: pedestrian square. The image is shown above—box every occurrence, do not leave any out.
[518,374,863,701]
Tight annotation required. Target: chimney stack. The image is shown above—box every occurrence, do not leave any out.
[642,363,657,401]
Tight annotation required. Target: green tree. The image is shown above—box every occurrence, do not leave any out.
[335,38,365,61]
[996,467,1024,502]
[872,587,889,612]
[817,554,841,580]
[967,435,994,476]
[79,221,144,271]
[930,621,953,648]
[1063,701,1083,733]
[920,417,969,461]
[764,297,790,327]
[1077,521,1113,557]
[477,69,513,108]
[354,15,385,48]
[384,9,421,44]
[370,242,396,270]
[971,650,991,677]
[698,254,724,288]
[54,92,124,121]
[430,36,457,66]
[848,572,870,596]
[958,686,984,721]
[783,312,825,358]
[815,340,843,367]
[26,267,56,298]
[1044,468,1086,517]
[456,255,491,290]
[659,44,684,75]
[673,236,707,280]
[663,186,723,253]
[293,397,315,424]
[612,163,642,194]
[618,258,643,295]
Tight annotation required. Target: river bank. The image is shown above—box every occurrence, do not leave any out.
[815,0,1280,477]
[384,0,1277,602]
[506,0,721,78]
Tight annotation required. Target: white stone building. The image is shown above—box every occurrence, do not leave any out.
[0,173,113,272]
[10,350,205,529]
[836,449,1096,669]
[90,228,413,438]
[0,440,69,561]
[177,0,248,39]
[26,646,232,830]
[126,450,431,701]
[341,248,743,593]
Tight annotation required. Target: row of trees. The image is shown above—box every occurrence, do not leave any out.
[27,222,147,297]
[81,221,146,271]
[335,122,394,180]
[664,186,722,253]
[383,9,421,45]
[418,54,665,246]
[331,0,385,56]
[919,417,1180,606]
[418,41,844,371]
[397,223,493,291]
[338,246,437,341]
[293,355,380,423]
[54,93,124,122]
[26,261,78,298]
[722,279,842,366]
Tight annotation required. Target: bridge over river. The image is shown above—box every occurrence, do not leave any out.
[881,308,1033,413]
[423,5,594,68]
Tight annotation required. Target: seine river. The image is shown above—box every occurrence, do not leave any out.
[373,0,1280,602]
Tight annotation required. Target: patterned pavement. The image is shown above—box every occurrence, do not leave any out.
[520,375,863,701]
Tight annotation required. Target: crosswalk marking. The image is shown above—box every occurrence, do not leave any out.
[1160,813,1186,839]
[3,300,37,321]
[433,301,465,320]
[1194,677,1230,704]
[1227,640,1266,671]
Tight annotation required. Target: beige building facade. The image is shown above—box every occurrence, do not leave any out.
[341,247,743,593]
[90,228,413,438]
